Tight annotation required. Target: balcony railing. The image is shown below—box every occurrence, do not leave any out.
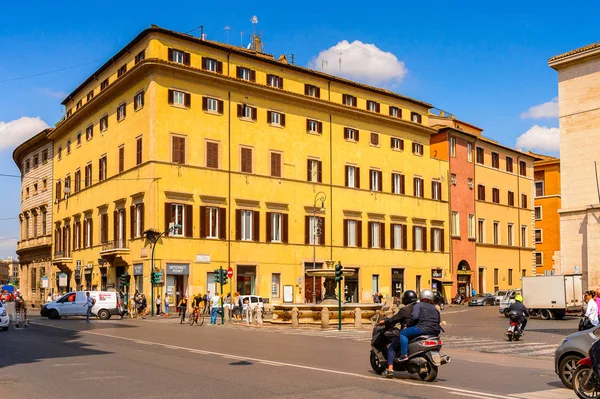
[101,239,129,252]
[53,250,71,259]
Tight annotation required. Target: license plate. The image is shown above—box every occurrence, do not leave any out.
[508,326,515,332]
[431,351,442,366]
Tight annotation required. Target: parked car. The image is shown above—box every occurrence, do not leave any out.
[468,293,495,306]
[494,290,507,305]
[40,291,120,320]
[498,289,522,317]
[432,291,446,310]
[554,325,599,389]
[0,301,9,331]
[223,295,264,309]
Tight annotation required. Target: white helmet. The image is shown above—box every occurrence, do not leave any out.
[420,289,434,301]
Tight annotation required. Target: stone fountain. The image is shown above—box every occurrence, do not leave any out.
[306,260,355,305]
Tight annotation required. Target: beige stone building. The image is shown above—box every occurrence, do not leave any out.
[549,42,600,290]
[13,129,55,304]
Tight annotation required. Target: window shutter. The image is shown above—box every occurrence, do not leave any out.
[251,107,257,121]
[376,103,380,113]
[413,179,417,197]
[218,208,226,239]
[422,227,427,251]
[356,167,360,188]
[202,57,207,70]
[168,89,174,105]
[253,211,259,242]
[378,171,383,192]
[200,206,207,238]
[113,210,118,241]
[280,77,284,89]
[389,107,394,116]
[345,166,349,187]
[344,128,349,140]
[391,173,396,193]
[306,119,310,131]
[168,48,173,61]
[235,210,241,240]
[122,208,127,242]
[370,171,373,191]
[304,85,309,95]
[307,159,312,181]
[317,161,322,183]
[237,104,243,118]
[184,93,191,108]
[315,87,320,98]
[202,97,207,111]
[342,94,347,104]
[304,216,310,244]
[412,226,416,250]
[266,212,272,242]
[266,74,272,85]
[183,52,190,66]
[217,100,224,114]
[431,181,435,199]
[390,224,395,249]
[355,130,359,142]
[185,205,193,238]
[402,225,407,249]
[317,121,323,133]
[282,214,288,243]
[430,228,435,251]
[280,114,286,127]
[267,110,272,123]
[380,222,385,249]
[139,203,144,233]
[319,217,325,245]
[216,61,223,74]
[353,96,357,107]
[164,203,172,232]
[343,220,348,247]
[250,70,256,82]
[357,220,363,247]
[368,222,373,248]
[236,66,241,78]
[90,219,93,246]
[440,229,445,252]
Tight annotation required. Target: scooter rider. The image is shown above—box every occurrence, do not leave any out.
[397,290,441,363]
[379,290,418,378]
[508,294,529,333]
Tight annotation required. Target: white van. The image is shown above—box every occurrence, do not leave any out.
[41,291,120,320]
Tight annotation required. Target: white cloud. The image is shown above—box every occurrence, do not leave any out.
[309,40,407,86]
[39,88,67,99]
[515,125,560,153]
[0,239,18,258]
[521,97,559,119]
[0,117,49,151]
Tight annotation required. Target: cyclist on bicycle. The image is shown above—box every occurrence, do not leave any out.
[192,293,203,311]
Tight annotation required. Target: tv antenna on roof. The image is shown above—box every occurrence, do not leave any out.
[224,26,231,44]
[240,30,244,47]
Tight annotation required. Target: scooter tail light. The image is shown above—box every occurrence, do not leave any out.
[509,321,517,326]
[578,357,593,367]
[422,340,440,347]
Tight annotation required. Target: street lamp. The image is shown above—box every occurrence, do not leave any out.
[312,191,326,303]
[143,224,181,316]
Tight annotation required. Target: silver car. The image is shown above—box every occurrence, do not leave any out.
[554,326,599,389]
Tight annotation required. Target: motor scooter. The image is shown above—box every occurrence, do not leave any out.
[506,310,523,341]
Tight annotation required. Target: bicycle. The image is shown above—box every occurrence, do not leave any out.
[188,305,207,326]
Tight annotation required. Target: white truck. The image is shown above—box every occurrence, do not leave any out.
[520,275,583,320]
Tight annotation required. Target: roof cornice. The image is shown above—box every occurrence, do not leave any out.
[12,128,53,169]
[549,42,600,70]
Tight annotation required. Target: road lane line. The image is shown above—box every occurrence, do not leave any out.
[31,321,510,399]
[508,387,576,399]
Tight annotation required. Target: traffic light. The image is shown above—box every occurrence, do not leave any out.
[119,273,131,288]
[335,263,343,283]
[150,271,162,285]
[220,268,228,285]
[214,269,221,284]
[124,273,131,287]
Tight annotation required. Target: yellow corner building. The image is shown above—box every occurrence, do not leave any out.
[48,26,451,305]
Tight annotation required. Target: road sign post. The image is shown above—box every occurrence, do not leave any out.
[219,266,225,325]
[227,266,233,320]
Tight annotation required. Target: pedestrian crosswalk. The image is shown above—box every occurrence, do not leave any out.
[238,326,558,358]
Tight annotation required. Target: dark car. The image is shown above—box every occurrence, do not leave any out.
[432,291,446,310]
[468,293,495,306]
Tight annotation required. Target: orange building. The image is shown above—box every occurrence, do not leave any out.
[530,152,561,275]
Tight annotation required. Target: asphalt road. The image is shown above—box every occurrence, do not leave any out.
[0,304,579,399]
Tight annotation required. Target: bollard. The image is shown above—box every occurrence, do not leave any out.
[225,306,231,321]
[256,306,263,326]
[321,307,330,329]
[291,307,299,328]
[354,307,362,328]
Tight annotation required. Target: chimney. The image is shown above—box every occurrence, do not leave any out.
[253,36,262,52]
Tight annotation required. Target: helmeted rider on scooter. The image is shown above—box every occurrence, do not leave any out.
[382,289,441,378]
[508,294,529,333]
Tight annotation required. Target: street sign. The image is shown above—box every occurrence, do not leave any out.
[58,273,68,287]
[41,276,49,289]
[227,266,233,278]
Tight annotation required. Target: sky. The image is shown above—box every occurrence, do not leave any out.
[0,1,597,258]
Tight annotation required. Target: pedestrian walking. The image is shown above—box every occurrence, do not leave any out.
[178,296,188,323]
[83,292,95,322]
[164,294,170,317]
[156,295,161,316]
[46,293,53,303]
[210,292,220,325]
[141,294,148,317]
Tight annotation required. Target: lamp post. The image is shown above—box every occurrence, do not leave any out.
[144,224,180,316]
[312,192,326,304]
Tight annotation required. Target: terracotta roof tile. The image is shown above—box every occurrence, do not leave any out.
[549,42,600,62]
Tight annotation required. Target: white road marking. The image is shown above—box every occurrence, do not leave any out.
[32,322,510,399]
[509,388,576,399]
[52,362,87,367]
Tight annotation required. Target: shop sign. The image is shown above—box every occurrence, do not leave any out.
[58,273,68,287]
[431,270,443,278]
[41,276,49,289]
[196,254,210,263]
[133,264,143,276]
[166,263,189,275]
[457,270,472,275]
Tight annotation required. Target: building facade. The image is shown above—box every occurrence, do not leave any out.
[430,114,536,296]
[530,153,561,275]
[550,42,600,290]
[47,26,451,305]
[13,129,54,303]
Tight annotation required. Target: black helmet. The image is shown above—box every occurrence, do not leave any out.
[401,290,418,306]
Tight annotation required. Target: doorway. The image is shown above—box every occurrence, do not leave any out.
[391,269,405,298]
[237,265,256,295]
[457,260,471,296]
[304,262,323,303]
[416,275,422,294]
[344,268,359,303]
[478,268,485,294]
